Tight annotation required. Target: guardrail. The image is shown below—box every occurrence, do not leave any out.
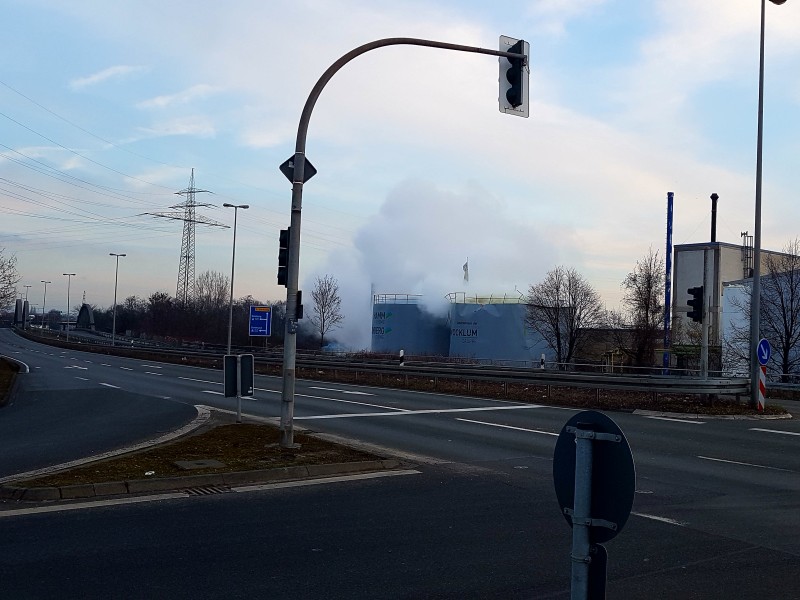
[13,327,750,397]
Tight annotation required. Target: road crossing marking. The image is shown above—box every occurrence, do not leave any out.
[644,416,705,425]
[296,404,543,420]
[631,512,687,527]
[750,427,800,437]
[698,455,793,472]
[455,418,558,436]
[309,386,374,396]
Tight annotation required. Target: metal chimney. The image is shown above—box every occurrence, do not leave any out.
[710,193,719,242]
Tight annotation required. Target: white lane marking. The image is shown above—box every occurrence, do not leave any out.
[141,364,162,369]
[179,376,220,385]
[145,372,163,376]
[34,366,40,369]
[233,470,421,493]
[101,363,112,367]
[203,390,224,395]
[698,455,793,472]
[74,376,89,381]
[296,404,543,420]
[84,360,92,363]
[254,387,280,393]
[296,393,410,412]
[644,416,705,425]
[456,418,559,436]
[0,492,187,518]
[309,386,374,396]
[119,367,133,371]
[63,365,87,370]
[0,471,422,518]
[99,383,120,389]
[751,427,800,437]
[632,512,687,527]
[0,354,30,373]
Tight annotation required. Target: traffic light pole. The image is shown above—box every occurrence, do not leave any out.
[279,37,527,448]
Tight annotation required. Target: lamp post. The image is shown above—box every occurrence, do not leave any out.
[63,273,75,341]
[24,284,31,301]
[109,253,126,347]
[223,203,249,354]
[41,280,51,329]
[750,0,788,408]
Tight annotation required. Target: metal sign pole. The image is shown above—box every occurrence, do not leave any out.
[236,355,242,424]
[570,425,593,600]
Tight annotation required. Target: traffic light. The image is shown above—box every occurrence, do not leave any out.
[277,228,290,287]
[687,286,704,323]
[505,40,525,107]
[499,36,529,118]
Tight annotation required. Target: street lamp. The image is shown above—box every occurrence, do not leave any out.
[24,284,31,301]
[223,203,249,354]
[750,0,788,408]
[63,273,75,341]
[41,280,51,329]
[109,253,126,347]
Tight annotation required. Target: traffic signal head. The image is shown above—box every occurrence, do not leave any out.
[499,36,530,118]
[277,227,291,287]
[505,40,525,107]
[687,286,704,323]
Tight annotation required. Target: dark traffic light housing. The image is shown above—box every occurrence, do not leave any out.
[687,286,704,323]
[504,39,525,108]
[277,227,290,287]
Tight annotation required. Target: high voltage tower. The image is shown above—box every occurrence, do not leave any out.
[145,169,227,305]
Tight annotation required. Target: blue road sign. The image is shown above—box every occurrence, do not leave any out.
[249,305,272,337]
[757,338,771,366]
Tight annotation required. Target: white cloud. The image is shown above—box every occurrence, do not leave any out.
[69,65,147,89]
[137,116,216,139]
[136,84,219,109]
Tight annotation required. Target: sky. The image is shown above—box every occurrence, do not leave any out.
[2,0,800,349]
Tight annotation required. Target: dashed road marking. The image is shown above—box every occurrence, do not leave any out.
[750,427,800,437]
[296,404,543,420]
[644,416,705,425]
[632,512,687,527]
[698,455,792,472]
[99,383,120,389]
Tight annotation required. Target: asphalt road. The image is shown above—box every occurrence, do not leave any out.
[2,328,800,598]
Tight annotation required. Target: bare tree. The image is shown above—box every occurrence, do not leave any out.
[613,248,665,367]
[194,270,229,313]
[525,266,605,366]
[0,248,20,311]
[310,274,344,348]
[726,239,800,381]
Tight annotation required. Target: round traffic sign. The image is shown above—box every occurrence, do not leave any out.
[552,411,636,544]
[757,338,771,366]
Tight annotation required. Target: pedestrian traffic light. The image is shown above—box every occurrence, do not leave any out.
[277,227,290,287]
[499,36,530,118]
[687,286,704,323]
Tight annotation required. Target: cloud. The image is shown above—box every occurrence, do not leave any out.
[137,116,216,139]
[69,65,147,89]
[525,0,608,36]
[136,84,219,109]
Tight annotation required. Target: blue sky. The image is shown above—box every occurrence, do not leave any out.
[2,0,800,348]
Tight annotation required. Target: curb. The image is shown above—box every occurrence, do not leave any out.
[0,459,403,503]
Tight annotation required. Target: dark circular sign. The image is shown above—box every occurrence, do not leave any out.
[552,410,636,544]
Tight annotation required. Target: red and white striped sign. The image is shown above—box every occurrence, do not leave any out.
[758,365,767,412]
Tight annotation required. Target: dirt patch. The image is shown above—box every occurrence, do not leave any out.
[17,422,381,488]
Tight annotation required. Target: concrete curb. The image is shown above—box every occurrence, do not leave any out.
[633,409,793,420]
[0,459,402,503]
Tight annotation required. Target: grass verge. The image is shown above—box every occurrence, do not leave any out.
[16,422,381,488]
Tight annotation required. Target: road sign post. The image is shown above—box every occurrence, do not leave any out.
[224,353,255,424]
[553,411,635,600]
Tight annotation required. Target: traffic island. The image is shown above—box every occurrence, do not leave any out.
[1,420,403,502]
